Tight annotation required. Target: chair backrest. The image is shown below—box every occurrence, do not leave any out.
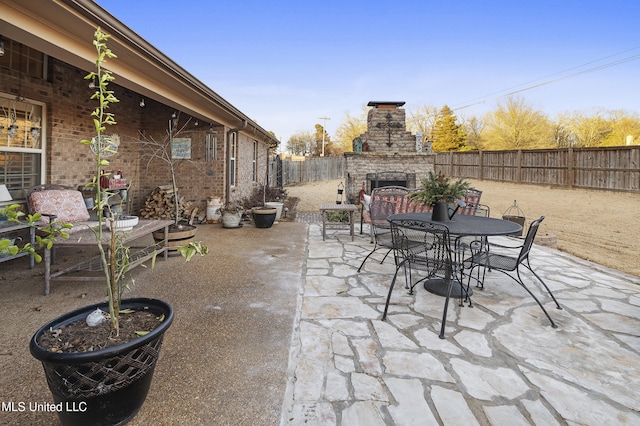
[518,216,545,263]
[404,190,433,214]
[474,203,491,217]
[459,189,483,216]
[369,186,410,227]
[389,218,452,275]
[25,184,90,223]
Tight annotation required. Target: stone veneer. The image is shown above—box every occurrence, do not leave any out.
[345,152,434,203]
[345,102,434,202]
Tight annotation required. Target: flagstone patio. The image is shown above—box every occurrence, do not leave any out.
[280,221,640,425]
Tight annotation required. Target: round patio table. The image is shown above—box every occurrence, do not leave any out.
[387,213,523,297]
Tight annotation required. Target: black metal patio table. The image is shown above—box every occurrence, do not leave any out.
[387,212,523,297]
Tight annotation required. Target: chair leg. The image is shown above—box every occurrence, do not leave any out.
[357,247,379,272]
[379,248,393,264]
[513,268,558,328]
[382,261,407,320]
[524,260,563,310]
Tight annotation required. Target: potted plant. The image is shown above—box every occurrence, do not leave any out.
[250,184,279,228]
[137,113,201,247]
[408,170,472,221]
[220,202,243,228]
[28,28,205,426]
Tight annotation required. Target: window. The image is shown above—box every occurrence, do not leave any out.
[252,141,258,182]
[0,94,45,200]
[229,132,237,187]
[0,38,47,79]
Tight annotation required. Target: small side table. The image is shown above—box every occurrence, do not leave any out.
[0,222,36,269]
[319,204,357,241]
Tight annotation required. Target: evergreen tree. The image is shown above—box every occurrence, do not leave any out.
[432,105,467,152]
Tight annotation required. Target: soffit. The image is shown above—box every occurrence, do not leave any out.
[0,0,278,145]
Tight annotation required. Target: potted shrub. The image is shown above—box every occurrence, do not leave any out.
[246,183,285,228]
[28,28,205,426]
[220,202,243,228]
[251,205,278,228]
[408,170,472,221]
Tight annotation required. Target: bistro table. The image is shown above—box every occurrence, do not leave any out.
[387,212,523,297]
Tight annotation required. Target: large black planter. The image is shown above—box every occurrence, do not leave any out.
[30,298,174,426]
[252,207,277,228]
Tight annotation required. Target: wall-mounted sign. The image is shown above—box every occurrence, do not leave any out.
[171,138,191,159]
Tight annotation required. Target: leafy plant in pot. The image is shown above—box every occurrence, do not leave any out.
[29,28,205,426]
[408,170,472,221]
[220,202,244,228]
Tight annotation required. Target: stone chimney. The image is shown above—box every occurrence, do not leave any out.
[352,101,417,153]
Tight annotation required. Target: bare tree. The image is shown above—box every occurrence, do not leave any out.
[407,104,439,143]
[460,115,485,150]
[483,97,550,149]
[603,110,640,146]
[286,130,314,155]
[334,105,368,152]
[566,109,610,147]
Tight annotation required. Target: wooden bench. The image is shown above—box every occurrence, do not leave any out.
[320,204,358,241]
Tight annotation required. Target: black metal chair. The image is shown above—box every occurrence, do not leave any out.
[382,218,470,339]
[465,216,562,327]
[357,186,409,272]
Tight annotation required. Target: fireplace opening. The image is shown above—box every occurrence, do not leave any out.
[366,172,416,193]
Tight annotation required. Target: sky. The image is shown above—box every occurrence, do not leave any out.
[96,0,640,145]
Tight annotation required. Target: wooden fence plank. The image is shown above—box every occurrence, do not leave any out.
[435,146,640,193]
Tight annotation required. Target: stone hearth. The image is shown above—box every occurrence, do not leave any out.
[345,101,434,202]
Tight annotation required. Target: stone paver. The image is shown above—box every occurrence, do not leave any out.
[281,222,640,425]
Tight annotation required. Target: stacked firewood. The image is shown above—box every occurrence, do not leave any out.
[139,185,202,223]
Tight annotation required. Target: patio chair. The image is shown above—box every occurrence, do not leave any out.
[382,218,470,339]
[24,184,97,261]
[459,188,483,215]
[357,186,410,272]
[465,216,562,327]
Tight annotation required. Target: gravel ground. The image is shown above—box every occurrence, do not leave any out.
[0,222,307,425]
[286,178,640,277]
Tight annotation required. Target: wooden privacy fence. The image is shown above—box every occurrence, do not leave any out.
[269,155,345,186]
[435,146,640,192]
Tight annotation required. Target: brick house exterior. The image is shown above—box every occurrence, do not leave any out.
[0,0,278,214]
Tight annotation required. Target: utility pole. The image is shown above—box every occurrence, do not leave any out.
[318,116,330,156]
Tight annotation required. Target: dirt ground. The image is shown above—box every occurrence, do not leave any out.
[285,179,640,278]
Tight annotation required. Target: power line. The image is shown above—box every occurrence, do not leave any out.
[452,47,640,112]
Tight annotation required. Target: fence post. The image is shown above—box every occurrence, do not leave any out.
[567,148,573,189]
[516,150,522,183]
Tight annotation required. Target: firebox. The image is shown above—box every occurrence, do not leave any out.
[366,172,416,193]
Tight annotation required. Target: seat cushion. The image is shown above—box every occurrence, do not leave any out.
[28,189,90,223]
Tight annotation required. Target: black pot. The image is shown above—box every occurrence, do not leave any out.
[252,207,277,228]
[431,202,451,222]
[30,298,174,426]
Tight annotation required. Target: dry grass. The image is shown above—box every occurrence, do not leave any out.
[286,179,640,277]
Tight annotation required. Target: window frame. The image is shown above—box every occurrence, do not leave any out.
[0,93,46,202]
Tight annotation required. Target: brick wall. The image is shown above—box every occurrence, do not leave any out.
[2,54,274,215]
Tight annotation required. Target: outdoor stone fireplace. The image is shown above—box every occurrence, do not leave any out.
[344,101,434,202]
